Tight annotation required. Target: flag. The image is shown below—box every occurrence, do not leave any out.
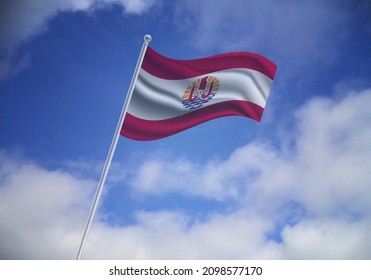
[121,46,277,140]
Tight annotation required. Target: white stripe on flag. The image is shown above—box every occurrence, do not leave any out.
[128,68,273,121]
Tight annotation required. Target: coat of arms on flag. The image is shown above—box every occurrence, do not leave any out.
[182,76,220,110]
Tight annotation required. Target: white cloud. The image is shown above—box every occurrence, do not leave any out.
[130,143,284,201]
[83,210,276,259]
[0,151,95,259]
[0,0,155,49]
[1,88,371,259]
[107,0,156,14]
[0,0,156,80]
[292,91,371,216]
[170,0,352,73]
[281,219,371,259]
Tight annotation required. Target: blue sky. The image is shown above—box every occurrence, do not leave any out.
[1,0,371,259]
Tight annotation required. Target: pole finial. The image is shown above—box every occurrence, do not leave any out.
[144,34,152,43]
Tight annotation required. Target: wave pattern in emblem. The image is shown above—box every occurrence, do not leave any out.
[182,92,217,110]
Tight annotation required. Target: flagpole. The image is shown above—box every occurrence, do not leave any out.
[75,34,152,260]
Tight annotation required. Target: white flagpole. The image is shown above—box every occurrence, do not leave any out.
[75,34,152,260]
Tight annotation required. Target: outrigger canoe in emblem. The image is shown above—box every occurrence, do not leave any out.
[181,76,220,110]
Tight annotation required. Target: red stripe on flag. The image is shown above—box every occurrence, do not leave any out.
[121,100,264,141]
[142,46,277,80]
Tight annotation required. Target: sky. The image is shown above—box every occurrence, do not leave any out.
[1,0,371,260]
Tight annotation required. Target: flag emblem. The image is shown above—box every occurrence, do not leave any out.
[182,75,220,110]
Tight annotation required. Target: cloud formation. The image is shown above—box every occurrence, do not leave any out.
[0,0,156,80]
[1,88,371,259]
[130,89,371,217]
[0,151,95,259]
[170,0,353,73]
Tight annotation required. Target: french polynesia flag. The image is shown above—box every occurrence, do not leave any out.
[121,46,277,141]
